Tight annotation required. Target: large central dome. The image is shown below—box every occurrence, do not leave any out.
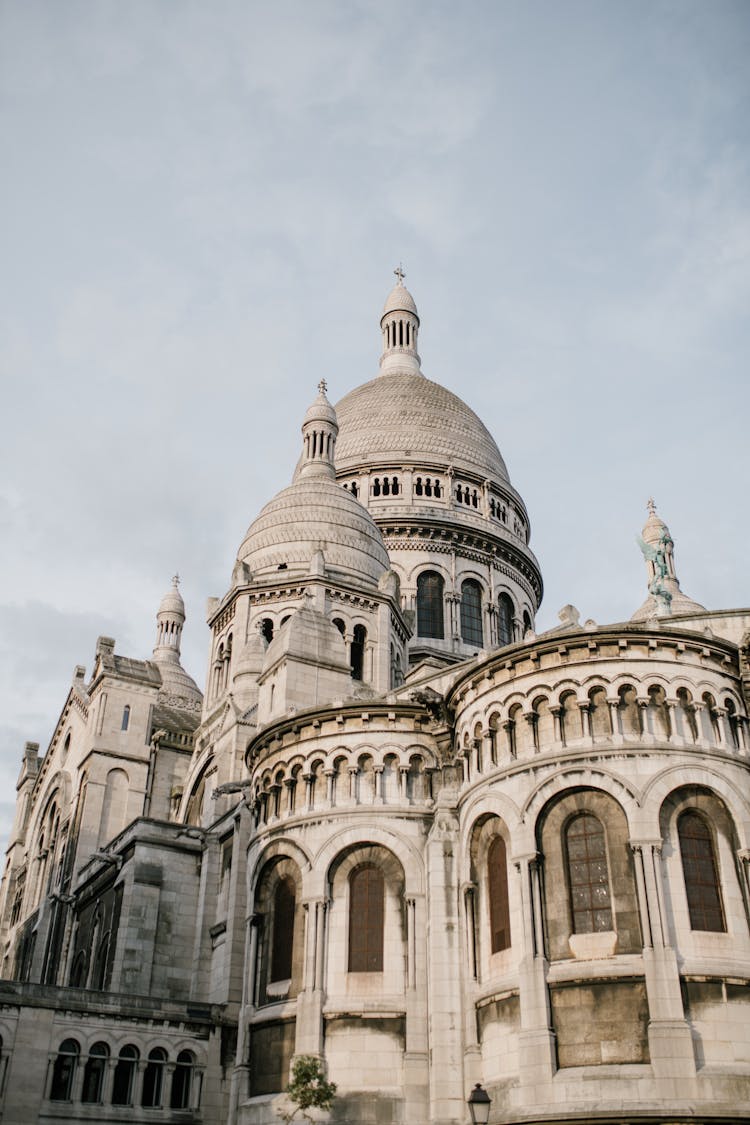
[335,371,510,483]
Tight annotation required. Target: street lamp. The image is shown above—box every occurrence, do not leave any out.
[468,1082,491,1125]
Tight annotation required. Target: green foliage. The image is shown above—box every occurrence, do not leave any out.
[279,1055,337,1123]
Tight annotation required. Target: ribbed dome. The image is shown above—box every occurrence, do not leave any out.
[382,281,418,319]
[303,382,338,428]
[335,372,510,483]
[237,477,389,587]
[158,584,185,618]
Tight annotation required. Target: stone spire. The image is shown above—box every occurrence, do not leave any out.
[295,380,339,480]
[631,500,705,620]
[379,265,422,376]
[153,575,186,663]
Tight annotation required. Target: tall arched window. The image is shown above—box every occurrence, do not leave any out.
[121,705,130,731]
[678,811,725,932]
[142,1047,167,1108]
[112,1045,139,1106]
[81,1042,109,1104]
[348,864,384,972]
[416,571,444,639]
[487,837,511,953]
[460,580,483,647]
[170,1049,196,1110]
[49,1039,80,1101]
[270,877,295,983]
[497,593,514,647]
[351,625,366,681]
[566,813,612,933]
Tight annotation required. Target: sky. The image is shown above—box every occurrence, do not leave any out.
[1,0,748,841]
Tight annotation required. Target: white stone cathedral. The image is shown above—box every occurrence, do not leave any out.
[0,274,749,1125]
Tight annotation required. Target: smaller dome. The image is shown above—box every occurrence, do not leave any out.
[237,478,389,587]
[303,380,338,428]
[158,575,185,619]
[641,499,669,546]
[382,270,419,320]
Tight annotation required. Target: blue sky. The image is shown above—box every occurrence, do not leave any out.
[1,0,748,838]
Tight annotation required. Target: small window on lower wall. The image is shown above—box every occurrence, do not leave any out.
[81,1042,109,1104]
[49,1039,80,1101]
[566,813,613,933]
[111,1045,139,1106]
[348,863,384,971]
[170,1050,196,1110]
[678,811,726,932]
[142,1048,167,1108]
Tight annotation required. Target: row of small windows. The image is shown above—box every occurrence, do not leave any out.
[49,1040,199,1108]
[372,476,400,497]
[456,484,480,508]
[416,572,528,647]
[341,478,521,526]
[384,318,415,348]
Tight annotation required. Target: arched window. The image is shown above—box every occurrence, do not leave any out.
[416,571,444,639]
[112,1044,139,1106]
[120,705,130,731]
[566,813,613,933]
[49,1038,79,1101]
[351,625,366,681]
[92,931,110,990]
[142,1047,167,1108]
[81,1042,109,1104]
[460,580,483,647]
[348,864,384,972]
[332,617,346,636]
[170,1049,195,1110]
[69,949,87,988]
[487,837,511,953]
[678,811,725,932]
[497,593,514,647]
[261,618,274,643]
[270,877,295,983]
[522,610,532,636]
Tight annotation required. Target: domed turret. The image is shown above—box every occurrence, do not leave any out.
[237,386,390,588]
[379,265,421,376]
[153,575,186,659]
[152,576,202,707]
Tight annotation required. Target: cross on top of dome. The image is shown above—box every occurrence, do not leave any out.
[394,264,406,286]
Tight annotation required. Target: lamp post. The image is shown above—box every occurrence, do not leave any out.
[467,1082,491,1125]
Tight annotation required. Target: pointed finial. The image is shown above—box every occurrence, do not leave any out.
[317,378,328,396]
[172,573,180,589]
[647,498,656,516]
[394,264,405,286]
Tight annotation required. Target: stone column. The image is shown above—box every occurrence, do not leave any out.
[631,840,696,1086]
[515,852,556,1103]
[296,897,328,1059]
[665,699,680,744]
[607,696,621,742]
[503,719,515,759]
[578,702,592,743]
[425,798,466,1124]
[227,912,260,1124]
